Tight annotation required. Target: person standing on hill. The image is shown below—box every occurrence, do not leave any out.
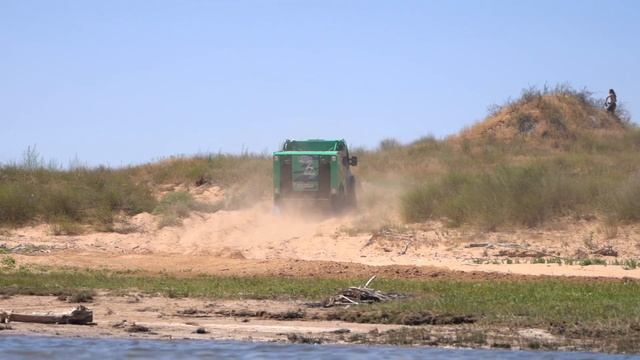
[605,89,617,113]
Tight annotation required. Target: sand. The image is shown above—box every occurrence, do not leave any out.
[2,197,640,279]
[0,293,404,343]
[2,194,638,351]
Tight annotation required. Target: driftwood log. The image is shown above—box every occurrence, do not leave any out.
[0,305,93,325]
[593,246,618,257]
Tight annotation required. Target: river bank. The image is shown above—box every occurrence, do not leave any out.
[1,266,639,353]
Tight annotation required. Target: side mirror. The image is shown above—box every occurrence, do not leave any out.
[349,156,358,166]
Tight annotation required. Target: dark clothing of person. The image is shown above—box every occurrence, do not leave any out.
[606,101,617,113]
[605,93,617,113]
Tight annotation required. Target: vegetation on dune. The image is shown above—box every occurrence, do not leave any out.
[0,153,156,229]
[355,85,638,229]
[154,191,223,228]
[0,85,637,230]
[0,148,270,229]
[126,152,270,190]
[400,158,640,228]
[463,84,631,143]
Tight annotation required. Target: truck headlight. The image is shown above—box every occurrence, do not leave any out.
[330,188,337,195]
[331,156,336,161]
[274,156,279,161]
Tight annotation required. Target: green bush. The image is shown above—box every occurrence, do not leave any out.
[402,163,601,229]
[50,216,85,236]
[605,176,640,222]
[0,165,156,228]
[0,183,38,224]
[0,151,271,229]
[1,256,16,269]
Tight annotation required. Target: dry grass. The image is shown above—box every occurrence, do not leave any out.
[125,153,271,189]
[1,85,636,231]
[353,86,639,229]
[154,191,223,228]
[0,166,156,228]
[0,151,270,230]
[458,84,628,146]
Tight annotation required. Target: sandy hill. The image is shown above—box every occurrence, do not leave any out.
[456,90,628,146]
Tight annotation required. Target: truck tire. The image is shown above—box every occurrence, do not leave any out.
[273,195,284,214]
[330,186,345,214]
[346,176,357,208]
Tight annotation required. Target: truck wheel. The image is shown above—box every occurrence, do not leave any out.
[346,176,357,208]
[273,195,283,214]
[330,186,345,214]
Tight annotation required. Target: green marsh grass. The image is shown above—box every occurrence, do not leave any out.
[2,266,640,351]
[1,267,639,331]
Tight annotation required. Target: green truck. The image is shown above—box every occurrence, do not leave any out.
[273,139,358,212]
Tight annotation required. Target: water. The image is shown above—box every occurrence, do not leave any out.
[0,336,637,360]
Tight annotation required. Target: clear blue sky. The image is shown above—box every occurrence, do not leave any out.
[2,0,639,166]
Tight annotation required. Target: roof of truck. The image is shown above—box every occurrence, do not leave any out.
[279,139,347,152]
[273,150,339,156]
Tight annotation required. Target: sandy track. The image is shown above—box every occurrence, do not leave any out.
[4,200,640,279]
[10,252,640,281]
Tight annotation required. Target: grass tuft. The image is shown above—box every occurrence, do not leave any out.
[154,191,222,228]
[1,256,16,270]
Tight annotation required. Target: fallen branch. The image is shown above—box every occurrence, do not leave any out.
[496,249,551,258]
[362,228,415,251]
[338,295,359,305]
[0,306,93,325]
[465,243,491,248]
[399,239,413,255]
[363,275,376,288]
[322,277,406,307]
[593,246,618,257]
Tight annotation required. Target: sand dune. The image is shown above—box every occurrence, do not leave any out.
[4,196,640,279]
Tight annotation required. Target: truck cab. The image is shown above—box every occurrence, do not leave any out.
[273,139,357,212]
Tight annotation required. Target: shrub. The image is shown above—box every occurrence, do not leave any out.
[50,216,85,236]
[68,289,94,303]
[0,183,37,224]
[0,165,156,228]
[605,175,640,222]
[1,256,16,269]
[154,191,222,228]
[402,163,592,229]
[378,138,402,151]
[623,259,638,270]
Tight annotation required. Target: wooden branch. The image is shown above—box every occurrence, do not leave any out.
[338,295,358,305]
[0,306,93,325]
[363,275,376,288]
[399,239,412,255]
